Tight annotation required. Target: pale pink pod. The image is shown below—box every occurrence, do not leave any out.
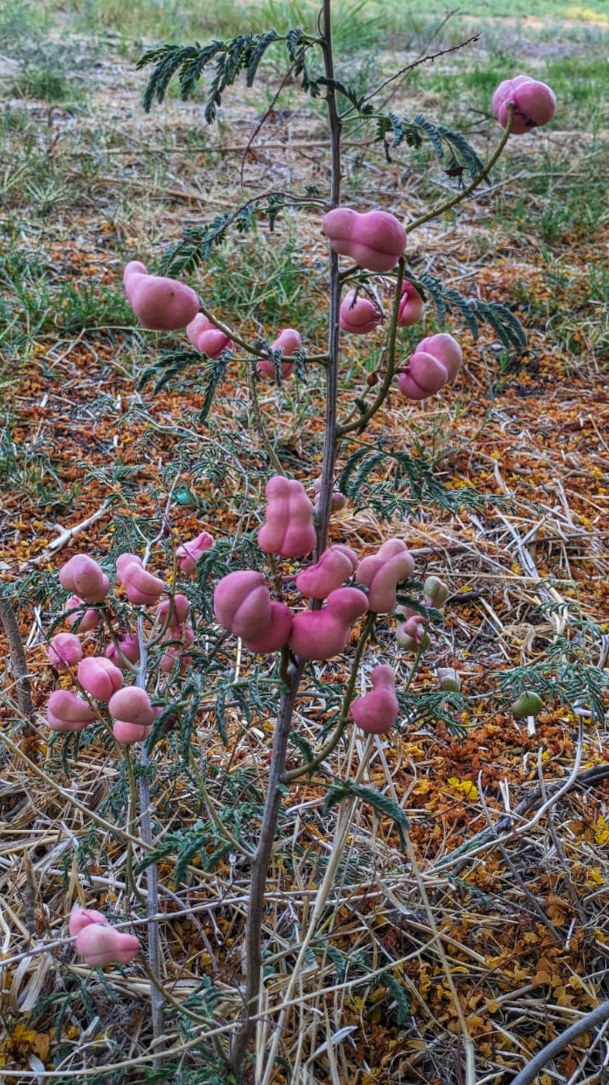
[213,570,272,639]
[424,575,449,608]
[257,476,316,558]
[397,351,449,401]
[351,665,399,734]
[64,595,99,632]
[492,75,556,135]
[77,656,124,701]
[258,328,301,379]
[395,613,430,651]
[124,263,200,331]
[112,720,152,744]
[312,476,347,512]
[241,601,293,654]
[289,587,368,661]
[176,532,214,575]
[397,282,424,327]
[416,333,462,383]
[339,290,382,334]
[117,559,166,606]
[75,922,140,966]
[69,908,110,937]
[156,593,191,626]
[159,623,194,671]
[59,555,110,604]
[48,633,83,669]
[322,207,407,272]
[295,544,358,599]
[47,690,97,732]
[356,539,415,614]
[105,635,141,669]
[186,314,232,358]
[437,667,461,692]
[108,686,156,727]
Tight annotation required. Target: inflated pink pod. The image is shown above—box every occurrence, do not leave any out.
[213,570,272,639]
[351,665,399,734]
[416,333,462,382]
[492,75,556,135]
[186,314,232,358]
[75,922,140,966]
[258,476,316,558]
[105,635,141,669]
[77,656,124,701]
[258,328,301,379]
[59,555,109,605]
[116,556,165,606]
[295,544,358,599]
[176,532,214,574]
[313,476,347,512]
[397,282,424,327]
[395,613,429,651]
[47,690,97,732]
[69,908,110,937]
[289,587,368,661]
[159,623,194,672]
[112,720,152,744]
[397,351,449,401]
[108,686,156,727]
[124,262,200,331]
[322,208,407,272]
[241,602,293,654]
[48,633,83,669]
[339,290,382,334]
[156,594,191,627]
[64,595,100,632]
[356,539,415,614]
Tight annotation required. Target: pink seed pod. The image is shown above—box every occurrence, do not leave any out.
[339,290,382,334]
[47,690,97,732]
[156,593,191,627]
[213,570,272,639]
[108,687,156,727]
[437,667,461,693]
[186,314,233,359]
[64,595,100,633]
[48,633,83,669]
[356,539,415,614]
[159,623,194,672]
[241,601,293,655]
[397,282,425,327]
[295,544,359,599]
[77,656,124,701]
[313,476,347,512]
[258,328,302,379]
[75,922,141,966]
[395,613,430,651]
[289,587,368,661]
[112,720,153,744]
[176,531,214,574]
[69,908,110,937]
[59,555,110,605]
[116,556,166,606]
[258,476,316,558]
[397,351,449,401]
[123,261,200,331]
[492,75,556,135]
[424,575,450,608]
[105,635,141,669]
[322,207,407,273]
[351,665,399,734]
[416,333,463,383]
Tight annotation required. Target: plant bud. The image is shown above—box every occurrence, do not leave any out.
[512,691,544,719]
[424,576,449,608]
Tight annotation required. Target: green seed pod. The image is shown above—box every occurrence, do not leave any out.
[512,691,544,719]
[423,576,449,608]
[437,667,461,693]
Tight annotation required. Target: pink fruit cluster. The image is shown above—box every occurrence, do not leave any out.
[395,575,449,652]
[69,908,140,967]
[492,75,556,135]
[351,665,399,734]
[397,333,463,401]
[323,207,407,272]
[258,329,302,380]
[124,262,200,331]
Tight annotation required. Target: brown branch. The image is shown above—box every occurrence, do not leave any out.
[509,1001,609,1085]
[0,596,35,738]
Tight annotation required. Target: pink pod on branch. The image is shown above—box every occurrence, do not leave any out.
[258,476,316,558]
[397,282,425,328]
[397,351,449,401]
[123,261,200,331]
[64,595,99,633]
[492,75,556,135]
[48,633,83,670]
[241,601,293,655]
[115,554,166,606]
[339,290,382,335]
[47,690,97,733]
[159,622,195,673]
[108,686,157,727]
[69,908,110,937]
[289,587,368,661]
[395,613,430,651]
[356,539,415,614]
[176,532,214,575]
[77,656,123,701]
[351,665,399,734]
[59,555,109,604]
[258,328,302,379]
[213,570,272,639]
[112,720,153,744]
[322,207,407,272]
[156,593,191,628]
[313,476,347,512]
[416,333,463,383]
[295,544,358,599]
[106,634,141,669]
[75,922,140,967]
[186,314,233,359]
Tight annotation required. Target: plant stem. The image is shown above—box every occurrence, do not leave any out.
[0,596,35,741]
